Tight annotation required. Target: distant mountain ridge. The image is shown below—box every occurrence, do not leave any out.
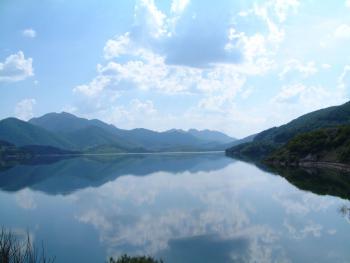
[0,112,237,154]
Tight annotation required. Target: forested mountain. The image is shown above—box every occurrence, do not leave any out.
[0,118,73,148]
[0,112,236,153]
[226,101,350,160]
[266,125,350,165]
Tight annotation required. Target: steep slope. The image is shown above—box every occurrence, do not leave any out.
[266,125,350,165]
[0,118,72,149]
[226,101,350,159]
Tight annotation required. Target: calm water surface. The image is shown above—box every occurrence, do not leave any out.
[0,153,350,262]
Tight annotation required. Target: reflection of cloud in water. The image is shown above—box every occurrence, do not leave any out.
[15,189,37,210]
[273,191,336,216]
[73,163,291,262]
[2,157,348,262]
[283,219,323,240]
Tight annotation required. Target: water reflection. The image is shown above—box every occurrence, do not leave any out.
[0,155,350,262]
[0,153,232,195]
[269,166,350,200]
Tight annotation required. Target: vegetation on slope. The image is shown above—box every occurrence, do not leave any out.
[226,101,350,160]
[0,112,237,153]
[0,139,79,172]
[0,118,73,149]
[266,125,350,165]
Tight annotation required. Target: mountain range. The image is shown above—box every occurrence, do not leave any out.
[0,112,237,156]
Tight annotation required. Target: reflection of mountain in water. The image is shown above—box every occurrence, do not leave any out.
[0,153,232,195]
[270,166,350,200]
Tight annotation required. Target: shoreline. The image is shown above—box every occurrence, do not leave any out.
[267,160,350,172]
[4,150,225,159]
[299,161,350,172]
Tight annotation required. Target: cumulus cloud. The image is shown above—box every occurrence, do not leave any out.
[14,98,36,121]
[279,59,318,79]
[76,46,247,98]
[133,0,167,39]
[72,0,333,137]
[0,51,34,82]
[104,33,131,60]
[273,0,300,22]
[272,83,330,105]
[170,0,190,15]
[22,28,36,38]
[334,24,350,39]
[251,0,300,44]
[127,0,244,67]
[338,65,350,93]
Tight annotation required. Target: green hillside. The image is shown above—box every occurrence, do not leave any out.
[0,118,73,149]
[226,101,350,159]
[266,125,350,165]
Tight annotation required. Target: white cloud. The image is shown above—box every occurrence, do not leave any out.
[334,24,350,39]
[273,0,300,22]
[227,28,268,64]
[170,0,190,15]
[14,98,36,121]
[134,0,167,38]
[101,99,158,128]
[271,83,343,109]
[74,75,112,97]
[22,28,36,38]
[252,0,300,44]
[76,45,247,98]
[130,99,156,115]
[72,0,347,138]
[104,33,131,60]
[0,51,34,82]
[321,63,331,69]
[279,59,318,79]
[338,65,350,93]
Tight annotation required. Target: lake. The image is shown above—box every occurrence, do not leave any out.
[0,153,350,262]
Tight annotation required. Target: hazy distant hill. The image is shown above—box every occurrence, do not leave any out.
[0,112,236,153]
[226,101,350,159]
[187,129,236,144]
[29,112,236,151]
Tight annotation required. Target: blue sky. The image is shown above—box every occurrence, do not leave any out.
[1,0,350,138]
